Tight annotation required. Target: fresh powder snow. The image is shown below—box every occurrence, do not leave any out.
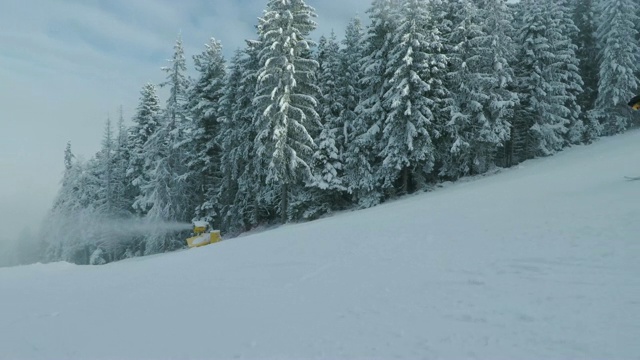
[1,130,639,359]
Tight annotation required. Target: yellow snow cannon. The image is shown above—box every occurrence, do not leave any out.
[186,221,221,248]
[628,95,640,110]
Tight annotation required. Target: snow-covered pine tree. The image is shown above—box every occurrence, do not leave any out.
[552,0,586,145]
[92,116,120,261]
[96,116,115,215]
[106,108,141,259]
[636,1,640,71]
[43,143,77,263]
[91,111,139,262]
[571,0,603,142]
[379,0,445,193]
[316,32,344,129]
[187,38,227,227]
[113,107,133,218]
[162,34,191,129]
[64,141,74,171]
[45,148,102,264]
[594,0,640,135]
[507,0,529,164]
[50,143,78,218]
[424,0,460,177]
[140,35,193,254]
[306,124,346,210]
[470,0,519,169]
[333,18,366,210]
[160,35,192,183]
[346,0,400,207]
[316,31,344,156]
[253,0,320,224]
[297,31,347,219]
[572,0,598,109]
[128,83,162,216]
[339,16,366,159]
[316,35,328,72]
[513,0,572,161]
[216,50,245,233]
[219,42,267,232]
[138,126,181,255]
[61,160,107,263]
[442,0,489,179]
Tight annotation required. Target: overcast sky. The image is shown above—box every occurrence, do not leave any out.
[0,0,369,243]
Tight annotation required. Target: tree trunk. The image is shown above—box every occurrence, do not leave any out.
[252,196,259,229]
[281,183,288,224]
[401,167,409,195]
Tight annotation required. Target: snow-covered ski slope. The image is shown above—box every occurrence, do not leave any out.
[2,131,640,360]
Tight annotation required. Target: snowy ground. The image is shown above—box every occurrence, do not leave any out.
[2,131,640,360]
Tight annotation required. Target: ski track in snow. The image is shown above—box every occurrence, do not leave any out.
[1,131,640,359]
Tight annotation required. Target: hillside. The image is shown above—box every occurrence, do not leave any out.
[1,131,639,360]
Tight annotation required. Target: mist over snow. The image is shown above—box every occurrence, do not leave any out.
[45,214,193,238]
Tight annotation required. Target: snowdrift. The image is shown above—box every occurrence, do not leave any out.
[1,131,639,359]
